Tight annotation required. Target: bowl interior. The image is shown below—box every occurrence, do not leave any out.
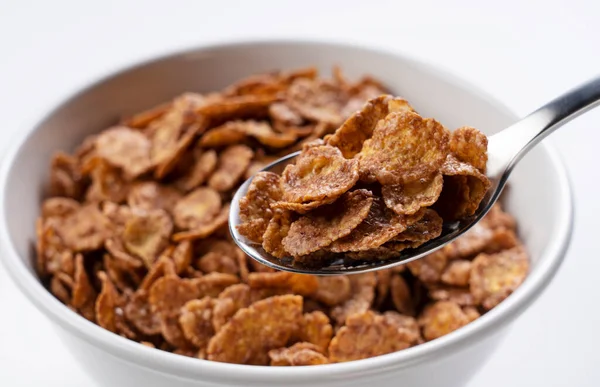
[0,41,571,377]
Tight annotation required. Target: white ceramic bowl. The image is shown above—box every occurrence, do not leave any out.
[0,40,573,387]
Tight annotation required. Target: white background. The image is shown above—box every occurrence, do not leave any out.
[0,1,599,386]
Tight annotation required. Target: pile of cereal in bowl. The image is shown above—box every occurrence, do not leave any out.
[35,67,529,365]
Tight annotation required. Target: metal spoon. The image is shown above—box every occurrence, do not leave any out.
[229,76,600,275]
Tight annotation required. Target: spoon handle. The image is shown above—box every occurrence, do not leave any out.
[488,75,600,178]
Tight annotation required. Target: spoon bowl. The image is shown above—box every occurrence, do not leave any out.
[230,75,600,274]
[229,151,492,274]
[229,151,484,274]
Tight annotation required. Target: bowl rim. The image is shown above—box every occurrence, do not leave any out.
[0,38,574,384]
